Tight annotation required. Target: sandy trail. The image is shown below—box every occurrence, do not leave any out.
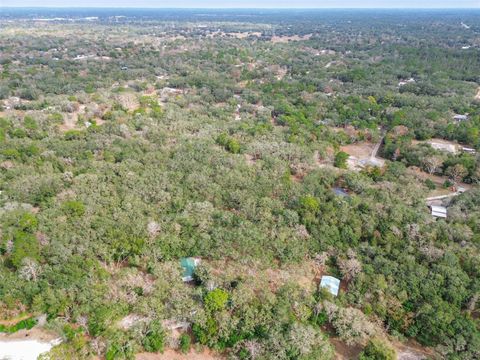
[137,349,224,360]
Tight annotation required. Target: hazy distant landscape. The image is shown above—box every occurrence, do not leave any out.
[0,7,479,360]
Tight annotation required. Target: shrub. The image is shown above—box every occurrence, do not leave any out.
[0,317,37,333]
[204,288,229,312]
[323,301,376,346]
[359,338,396,360]
[142,320,165,353]
[62,200,86,217]
[443,179,454,188]
[64,130,84,140]
[425,178,436,190]
[10,231,40,268]
[2,148,20,159]
[179,333,191,354]
[18,213,38,232]
[299,195,320,215]
[216,133,241,154]
[334,151,350,169]
[310,310,328,327]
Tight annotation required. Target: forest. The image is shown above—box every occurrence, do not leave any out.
[0,8,479,360]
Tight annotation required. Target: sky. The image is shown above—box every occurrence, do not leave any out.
[2,0,479,8]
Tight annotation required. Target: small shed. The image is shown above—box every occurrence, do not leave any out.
[333,187,349,197]
[431,205,447,219]
[180,257,201,282]
[320,275,341,296]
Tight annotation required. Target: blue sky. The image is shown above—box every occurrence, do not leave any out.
[2,1,479,8]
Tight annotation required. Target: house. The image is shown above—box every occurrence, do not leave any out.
[320,275,340,296]
[431,205,447,219]
[180,257,201,282]
[453,114,468,122]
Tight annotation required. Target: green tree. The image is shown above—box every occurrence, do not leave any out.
[334,151,349,169]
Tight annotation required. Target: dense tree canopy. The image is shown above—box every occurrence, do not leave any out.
[0,8,479,360]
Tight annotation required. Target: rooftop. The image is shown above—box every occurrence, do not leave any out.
[431,205,447,219]
[320,275,340,296]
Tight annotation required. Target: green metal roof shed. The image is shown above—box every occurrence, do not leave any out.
[180,257,200,282]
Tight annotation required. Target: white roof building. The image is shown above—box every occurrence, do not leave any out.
[320,276,341,296]
[453,114,468,121]
[462,147,476,154]
[431,205,447,219]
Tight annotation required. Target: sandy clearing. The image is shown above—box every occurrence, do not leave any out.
[330,337,363,360]
[331,336,432,360]
[341,141,385,171]
[412,138,460,154]
[0,328,59,342]
[59,113,78,131]
[0,338,61,360]
[271,34,312,43]
[341,142,375,159]
[392,339,434,360]
[117,93,140,111]
[475,87,480,101]
[58,104,86,132]
[244,153,257,166]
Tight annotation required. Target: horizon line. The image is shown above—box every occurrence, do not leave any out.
[1,6,480,9]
